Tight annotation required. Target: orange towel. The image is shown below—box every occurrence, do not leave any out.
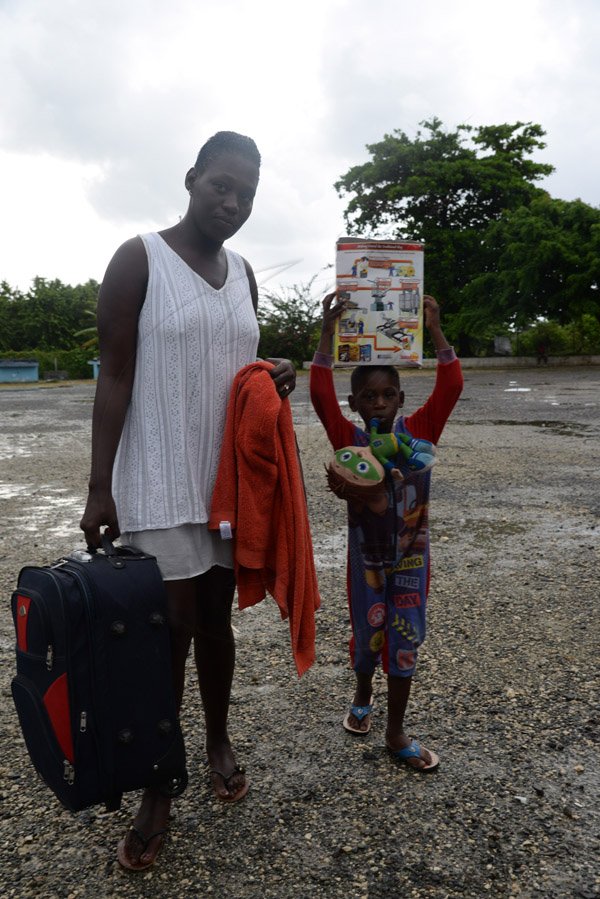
[209,362,320,676]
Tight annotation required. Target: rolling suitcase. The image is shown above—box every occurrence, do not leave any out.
[10,537,188,812]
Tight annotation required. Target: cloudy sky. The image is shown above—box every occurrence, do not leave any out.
[1,0,599,299]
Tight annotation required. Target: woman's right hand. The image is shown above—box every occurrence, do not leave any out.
[80,489,121,549]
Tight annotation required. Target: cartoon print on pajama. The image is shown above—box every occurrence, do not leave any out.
[347,465,430,678]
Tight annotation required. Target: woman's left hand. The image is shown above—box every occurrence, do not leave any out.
[267,358,296,398]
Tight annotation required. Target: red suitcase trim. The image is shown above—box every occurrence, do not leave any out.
[43,674,74,763]
[15,595,31,652]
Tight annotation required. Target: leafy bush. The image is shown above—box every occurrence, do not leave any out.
[512,316,600,356]
[257,276,326,367]
[565,314,600,354]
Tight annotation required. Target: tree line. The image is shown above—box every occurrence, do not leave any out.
[0,278,100,379]
[2,119,599,373]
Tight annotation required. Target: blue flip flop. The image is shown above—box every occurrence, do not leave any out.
[343,701,373,735]
[387,738,439,772]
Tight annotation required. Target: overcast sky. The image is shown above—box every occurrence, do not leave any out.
[1,0,599,299]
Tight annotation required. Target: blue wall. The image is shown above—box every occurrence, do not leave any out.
[0,361,39,383]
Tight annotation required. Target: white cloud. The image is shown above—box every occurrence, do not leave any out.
[0,0,598,293]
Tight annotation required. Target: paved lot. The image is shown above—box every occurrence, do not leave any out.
[0,366,598,898]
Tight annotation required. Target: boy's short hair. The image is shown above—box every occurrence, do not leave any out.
[194,131,261,174]
[350,365,400,394]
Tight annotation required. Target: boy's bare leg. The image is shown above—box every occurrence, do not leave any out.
[346,670,374,732]
[385,675,436,769]
[118,579,195,867]
[193,566,246,800]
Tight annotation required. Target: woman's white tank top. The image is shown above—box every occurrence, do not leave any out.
[113,232,260,532]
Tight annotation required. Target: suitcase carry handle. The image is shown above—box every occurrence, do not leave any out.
[86,534,116,556]
[86,534,156,564]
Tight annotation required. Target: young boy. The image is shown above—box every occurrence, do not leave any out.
[310,293,463,771]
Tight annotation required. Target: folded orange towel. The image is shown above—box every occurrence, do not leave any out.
[209,362,320,676]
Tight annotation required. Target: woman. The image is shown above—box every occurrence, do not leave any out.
[80,131,295,870]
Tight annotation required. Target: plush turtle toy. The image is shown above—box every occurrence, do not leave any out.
[368,418,436,480]
[326,445,389,513]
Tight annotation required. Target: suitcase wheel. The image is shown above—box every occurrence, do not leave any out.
[159,771,188,798]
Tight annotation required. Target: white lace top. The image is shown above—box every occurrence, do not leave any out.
[113,232,260,532]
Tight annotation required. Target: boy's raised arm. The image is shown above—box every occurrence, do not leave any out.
[314,292,348,358]
[406,295,463,443]
[310,292,356,449]
[423,294,453,356]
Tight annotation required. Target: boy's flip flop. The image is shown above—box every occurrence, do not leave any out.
[387,738,439,772]
[343,701,373,735]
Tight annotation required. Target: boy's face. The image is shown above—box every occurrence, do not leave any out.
[348,371,404,433]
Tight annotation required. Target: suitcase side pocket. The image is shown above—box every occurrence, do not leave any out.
[11,674,76,805]
[11,588,58,670]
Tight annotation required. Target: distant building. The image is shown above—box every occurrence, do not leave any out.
[0,359,39,383]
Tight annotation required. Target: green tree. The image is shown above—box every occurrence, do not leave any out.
[465,194,600,330]
[257,274,328,367]
[0,281,24,351]
[74,293,100,353]
[335,118,556,351]
[0,278,99,351]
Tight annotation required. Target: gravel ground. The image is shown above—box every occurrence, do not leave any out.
[0,366,598,899]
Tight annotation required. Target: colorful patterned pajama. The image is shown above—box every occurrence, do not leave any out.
[347,468,430,678]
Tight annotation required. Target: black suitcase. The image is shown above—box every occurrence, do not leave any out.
[10,538,188,812]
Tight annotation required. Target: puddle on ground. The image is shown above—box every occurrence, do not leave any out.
[3,485,83,541]
[0,437,34,461]
[493,420,592,437]
[0,432,85,461]
[504,380,531,394]
[457,420,593,437]
[0,483,30,499]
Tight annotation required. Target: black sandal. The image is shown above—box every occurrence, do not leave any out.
[209,765,250,803]
[117,825,166,871]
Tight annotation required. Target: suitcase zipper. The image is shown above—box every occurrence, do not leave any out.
[63,566,113,795]
[12,586,56,671]
[43,567,104,792]
[12,673,75,794]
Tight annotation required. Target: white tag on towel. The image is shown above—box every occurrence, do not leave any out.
[219,521,233,540]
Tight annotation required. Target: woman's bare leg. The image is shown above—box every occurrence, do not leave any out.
[119,578,196,867]
[193,566,246,799]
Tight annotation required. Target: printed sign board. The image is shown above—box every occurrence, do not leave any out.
[334,238,424,367]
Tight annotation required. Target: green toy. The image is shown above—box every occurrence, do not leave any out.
[326,422,437,513]
[368,418,436,480]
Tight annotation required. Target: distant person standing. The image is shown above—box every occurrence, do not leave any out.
[537,341,549,365]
